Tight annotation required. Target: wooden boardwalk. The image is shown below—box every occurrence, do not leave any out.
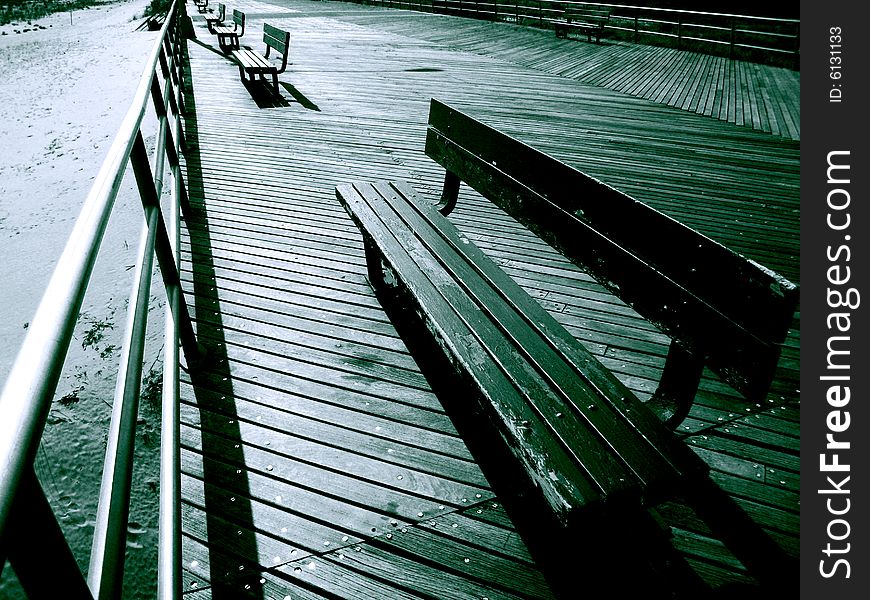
[178,1,799,597]
[329,2,801,140]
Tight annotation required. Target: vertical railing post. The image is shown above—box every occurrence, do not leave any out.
[634,11,639,43]
[729,16,736,59]
[677,15,682,50]
[90,12,194,593]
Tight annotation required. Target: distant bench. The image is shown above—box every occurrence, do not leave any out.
[337,99,797,592]
[554,5,611,43]
[213,8,245,52]
[205,2,226,34]
[232,23,290,96]
[193,0,211,14]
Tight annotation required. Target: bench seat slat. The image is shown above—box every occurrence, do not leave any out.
[364,181,652,493]
[232,49,272,71]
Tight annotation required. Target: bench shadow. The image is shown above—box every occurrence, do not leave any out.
[280,82,321,112]
[179,41,265,599]
[189,36,238,61]
[239,79,321,111]
[241,78,291,109]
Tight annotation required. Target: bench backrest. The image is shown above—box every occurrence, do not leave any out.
[232,9,245,30]
[261,23,291,73]
[424,99,799,403]
[263,23,290,57]
[566,5,611,25]
[217,3,225,20]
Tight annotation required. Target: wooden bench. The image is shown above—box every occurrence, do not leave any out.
[204,2,225,34]
[193,0,210,14]
[212,9,245,52]
[231,23,290,96]
[336,99,797,594]
[553,4,611,43]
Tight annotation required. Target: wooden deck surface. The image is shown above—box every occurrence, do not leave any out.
[326,1,800,141]
[178,1,799,596]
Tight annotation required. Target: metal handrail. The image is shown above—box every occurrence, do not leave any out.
[0,2,197,598]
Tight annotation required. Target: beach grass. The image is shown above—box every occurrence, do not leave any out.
[1,0,113,25]
[0,0,172,26]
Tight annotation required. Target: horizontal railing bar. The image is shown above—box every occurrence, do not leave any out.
[734,43,795,55]
[87,208,159,600]
[734,29,798,39]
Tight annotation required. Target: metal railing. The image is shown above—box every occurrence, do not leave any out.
[346,0,800,68]
[0,2,198,598]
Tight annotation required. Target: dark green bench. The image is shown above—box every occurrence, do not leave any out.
[212,8,245,52]
[231,23,290,96]
[336,99,797,594]
[554,5,611,43]
[205,2,225,33]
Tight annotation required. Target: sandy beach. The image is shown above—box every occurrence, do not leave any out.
[1,2,167,597]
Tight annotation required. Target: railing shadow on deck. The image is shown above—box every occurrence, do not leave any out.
[178,42,266,599]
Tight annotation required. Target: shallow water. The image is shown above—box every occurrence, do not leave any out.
[1,2,170,597]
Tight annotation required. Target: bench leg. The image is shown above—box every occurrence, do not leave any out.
[271,72,279,97]
[647,340,704,428]
[436,170,460,216]
[362,237,398,295]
